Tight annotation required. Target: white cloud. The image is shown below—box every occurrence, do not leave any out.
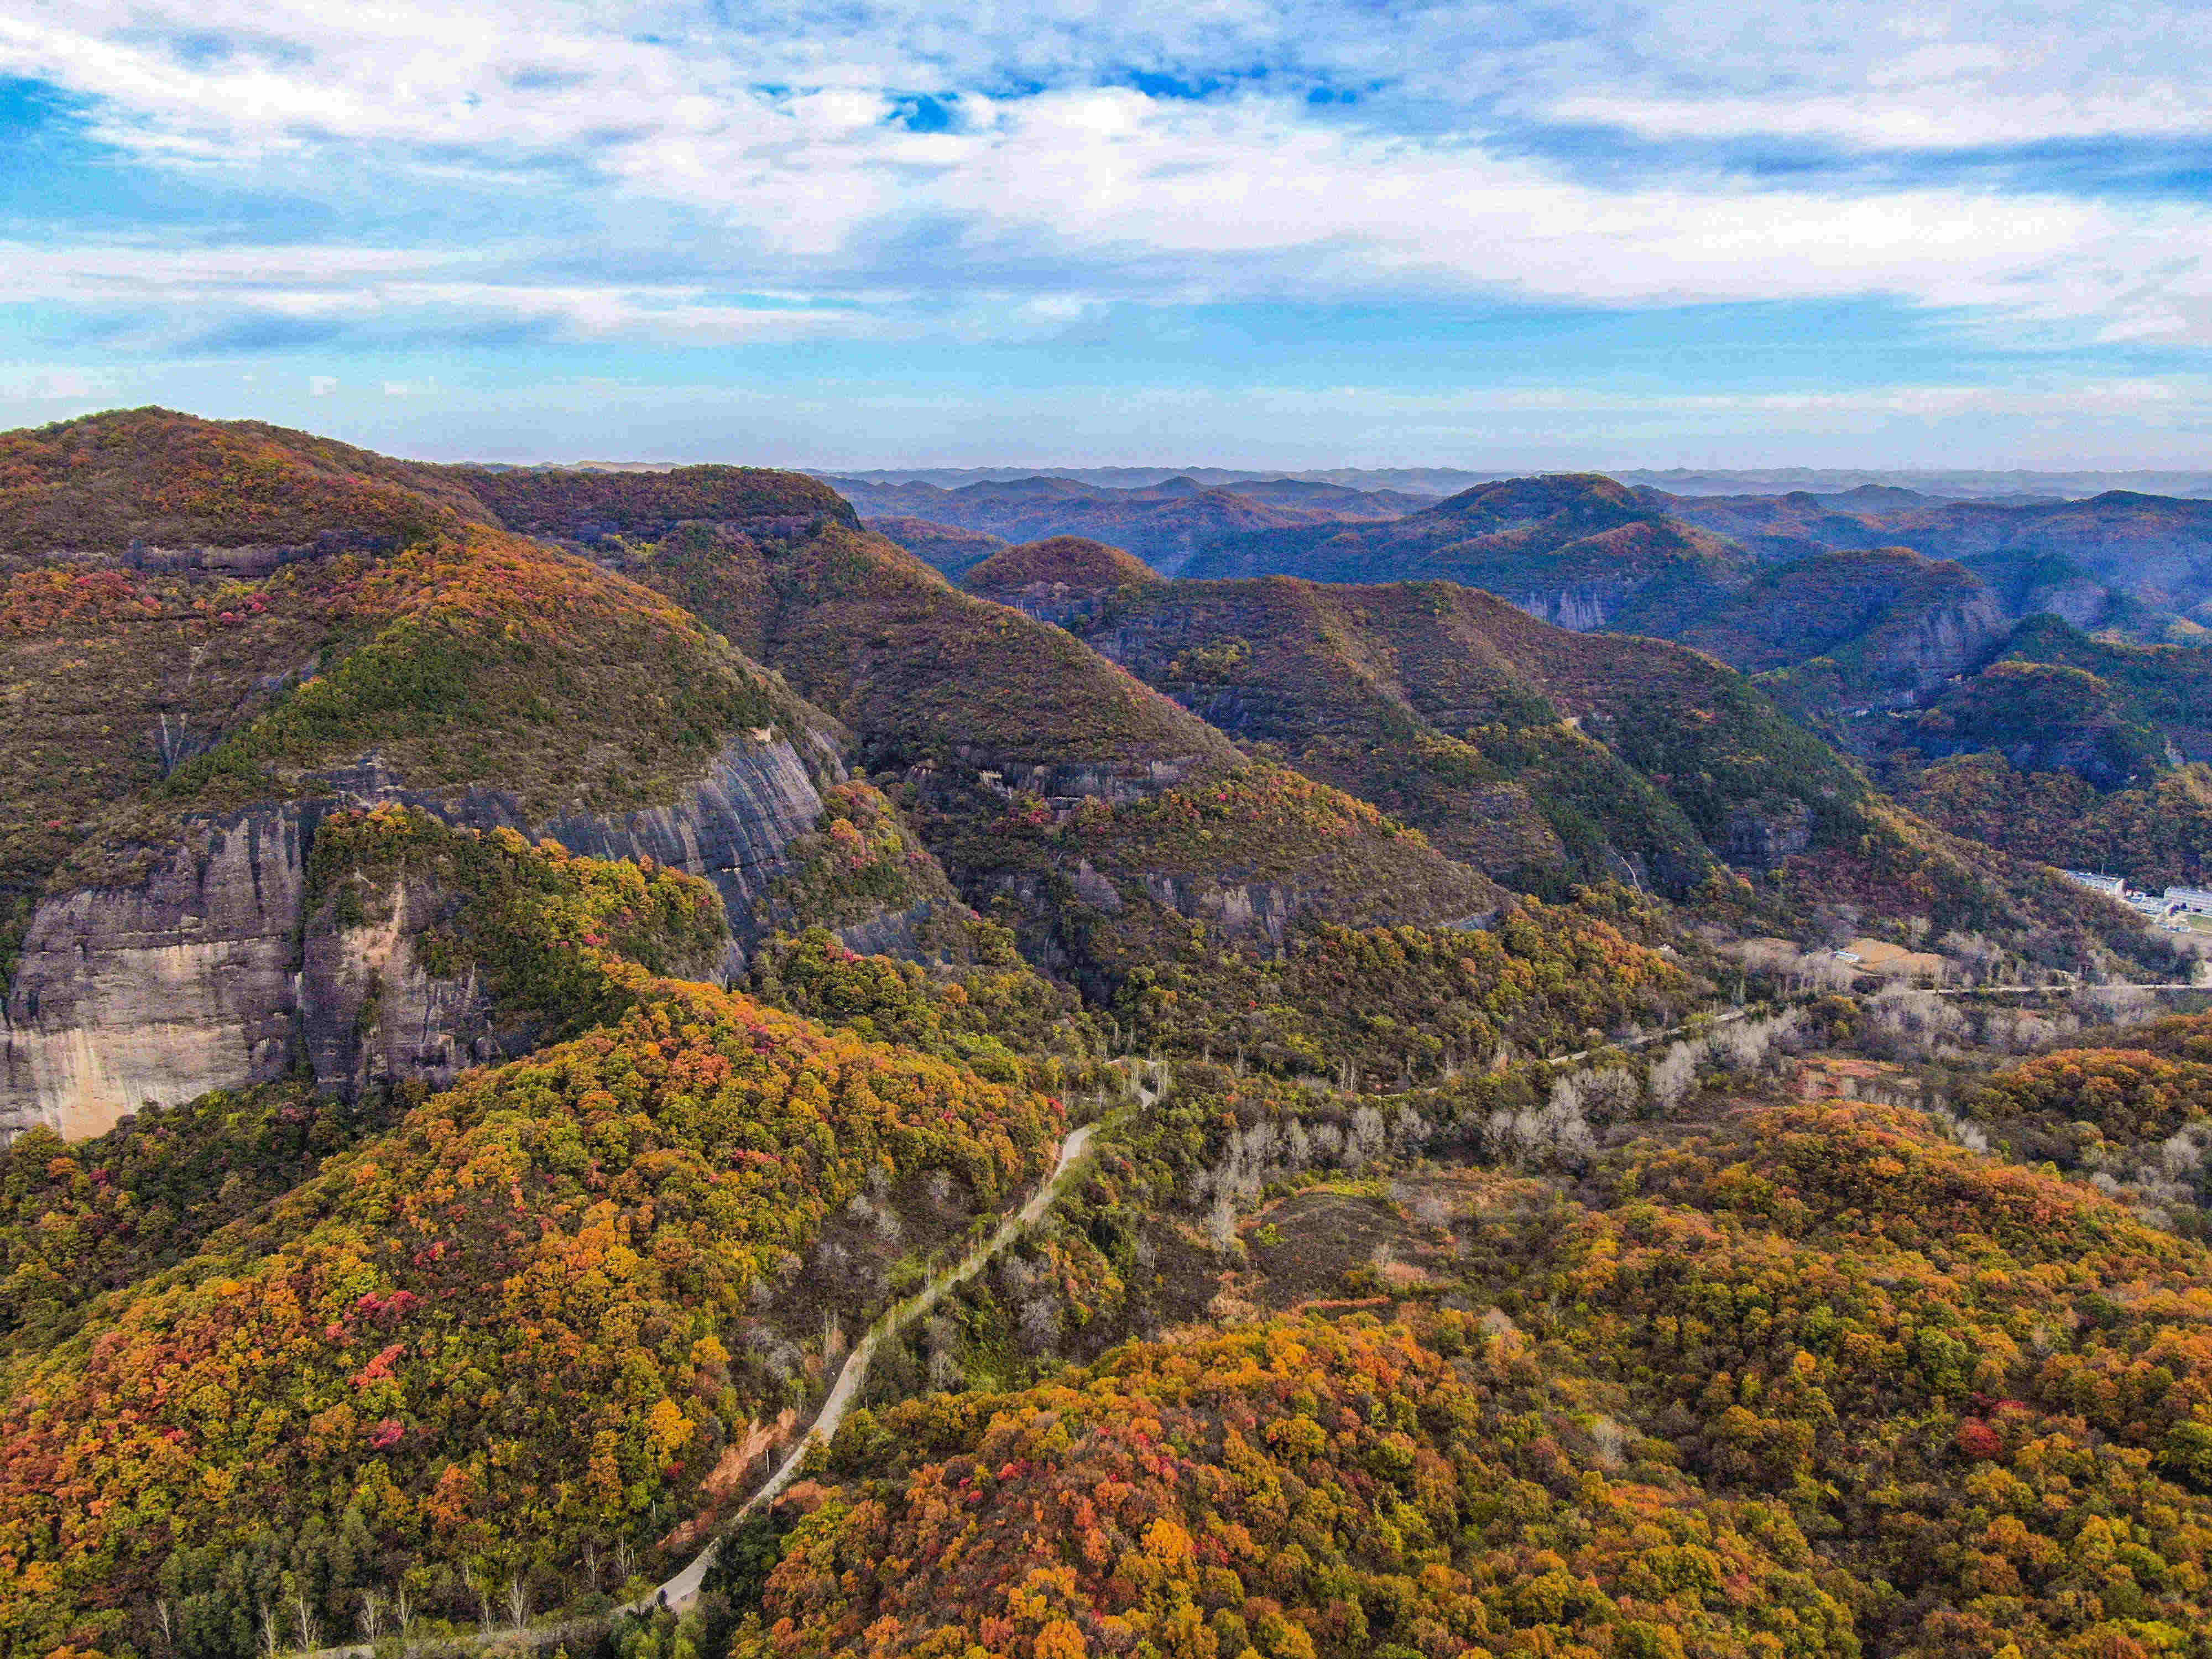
[309,374,337,394]
[0,366,114,400]
[0,0,2204,355]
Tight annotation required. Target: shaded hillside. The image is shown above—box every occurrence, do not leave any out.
[1653,482,2212,635]
[1684,546,2005,714]
[1999,614,2212,758]
[1074,575,1718,891]
[1865,620,2212,886]
[1897,755,2212,893]
[1061,573,2116,953]
[862,514,1006,578]
[1903,659,2166,790]
[476,494,1505,994]
[827,472,1418,574]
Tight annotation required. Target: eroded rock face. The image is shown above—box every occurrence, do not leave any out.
[296,873,506,1104]
[1512,585,1631,632]
[1860,587,2007,695]
[1,732,830,1143]
[1723,801,1816,870]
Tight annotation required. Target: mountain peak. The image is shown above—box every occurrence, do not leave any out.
[964,534,1160,596]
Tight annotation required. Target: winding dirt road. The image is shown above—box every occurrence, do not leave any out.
[636,1116,1102,1613]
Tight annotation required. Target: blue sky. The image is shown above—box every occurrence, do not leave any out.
[0,1,2206,468]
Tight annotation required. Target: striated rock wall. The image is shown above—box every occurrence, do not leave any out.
[1512,585,1632,632]
[295,872,507,1104]
[1,732,830,1143]
[1858,586,2007,694]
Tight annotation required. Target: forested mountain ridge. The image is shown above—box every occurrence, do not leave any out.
[841,472,1426,575]
[7,410,2212,1659]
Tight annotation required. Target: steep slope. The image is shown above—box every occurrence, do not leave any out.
[1682,545,2006,716]
[1059,573,2181,964]
[436,477,1504,994]
[1876,619,2212,886]
[0,813,728,1355]
[860,514,1006,579]
[0,974,1064,1658]
[1997,614,2212,759]
[1076,575,1714,891]
[0,416,883,1141]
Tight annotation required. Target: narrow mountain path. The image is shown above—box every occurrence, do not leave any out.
[304,1078,1141,1658]
[635,1107,1112,1613]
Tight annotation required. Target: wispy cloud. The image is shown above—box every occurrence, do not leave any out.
[0,0,2203,460]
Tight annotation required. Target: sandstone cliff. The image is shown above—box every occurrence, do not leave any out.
[1,731,830,1142]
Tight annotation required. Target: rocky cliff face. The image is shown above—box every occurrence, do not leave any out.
[1859,586,2008,695]
[1512,585,1632,632]
[1,732,831,1143]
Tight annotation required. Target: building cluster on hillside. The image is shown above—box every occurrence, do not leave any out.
[2062,869,2212,928]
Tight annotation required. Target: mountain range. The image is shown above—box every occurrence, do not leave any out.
[9,410,2212,1659]
[821,463,2212,500]
[855,471,2212,888]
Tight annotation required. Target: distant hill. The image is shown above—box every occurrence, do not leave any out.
[963,535,1160,625]
[861,514,1005,578]
[1182,473,1756,632]
[817,461,2212,500]
[1649,484,2212,634]
[825,472,1423,574]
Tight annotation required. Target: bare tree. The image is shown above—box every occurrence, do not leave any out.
[1206,1194,1239,1254]
[505,1572,529,1632]
[291,1588,320,1655]
[153,1599,175,1652]
[1018,1293,1062,1354]
[1648,1041,1697,1112]
[358,1589,386,1645]
[924,1314,963,1391]
[461,1566,492,1634]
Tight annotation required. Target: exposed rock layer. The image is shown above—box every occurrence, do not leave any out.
[1,733,828,1142]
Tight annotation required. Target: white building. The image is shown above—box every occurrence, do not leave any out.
[2167,886,2212,914]
[2064,870,2127,898]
